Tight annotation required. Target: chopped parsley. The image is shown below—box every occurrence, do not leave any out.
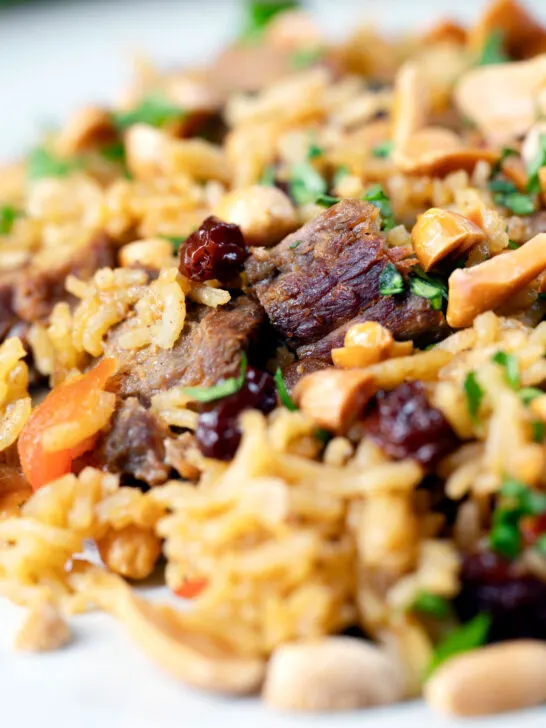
[289,161,327,206]
[507,239,519,250]
[112,95,186,131]
[426,613,491,677]
[242,0,299,41]
[332,165,350,188]
[0,206,19,235]
[526,133,546,195]
[362,184,396,230]
[490,477,546,559]
[314,427,332,444]
[274,368,298,411]
[289,239,302,250]
[307,142,324,160]
[489,178,536,215]
[491,351,520,389]
[182,352,247,403]
[463,371,484,424]
[27,147,82,180]
[379,262,405,296]
[409,267,448,311]
[411,592,450,619]
[476,29,509,66]
[316,194,341,207]
[291,46,324,70]
[259,164,277,186]
[520,387,544,405]
[532,420,545,443]
[371,140,394,159]
[161,235,186,254]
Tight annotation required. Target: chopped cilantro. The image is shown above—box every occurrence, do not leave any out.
[409,267,447,311]
[274,368,298,411]
[379,262,405,296]
[100,141,126,164]
[520,387,544,405]
[242,0,299,41]
[476,29,509,66]
[371,140,394,159]
[290,46,324,70]
[27,147,82,180]
[489,177,536,215]
[526,133,546,194]
[289,161,327,206]
[333,165,350,188]
[161,235,186,254]
[507,239,519,250]
[316,194,341,207]
[362,184,396,230]
[532,420,545,443]
[307,142,324,160]
[182,352,247,403]
[491,351,520,389]
[113,95,186,131]
[289,240,302,250]
[463,371,483,424]
[412,592,450,619]
[0,206,19,235]
[259,164,277,186]
[489,477,546,559]
[426,614,491,677]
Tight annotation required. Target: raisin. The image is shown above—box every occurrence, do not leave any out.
[362,381,459,466]
[456,550,546,641]
[179,215,248,283]
[196,367,276,460]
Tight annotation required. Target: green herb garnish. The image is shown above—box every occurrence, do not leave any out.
[182,352,248,403]
[100,141,126,164]
[289,161,327,206]
[27,147,82,180]
[289,240,302,250]
[489,477,546,559]
[315,427,332,444]
[242,0,299,41]
[290,46,324,70]
[379,262,405,296]
[307,142,324,160]
[113,95,186,131]
[274,368,298,411]
[526,133,546,195]
[371,140,394,159]
[489,178,536,215]
[362,184,396,230]
[409,267,448,311]
[476,29,509,66]
[490,147,517,177]
[520,387,544,405]
[259,164,276,187]
[412,592,450,619]
[532,420,545,443]
[463,371,484,423]
[491,351,520,389]
[507,239,519,250]
[426,613,491,677]
[316,194,341,207]
[0,206,19,235]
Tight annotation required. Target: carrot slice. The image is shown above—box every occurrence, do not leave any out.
[18,358,118,490]
[174,578,208,599]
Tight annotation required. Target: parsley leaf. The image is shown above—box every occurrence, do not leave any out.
[507,239,519,250]
[27,147,82,180]
[532,420,545,443]
[274,368,298,411]
[412,592,450,619]
[362,184,396,230]
[100,141,126,164]
[113,95,186,131]
[476,29,509,66]
[0,206,19,235]
[489,477,546,559]
[289,161,327,206]
[526,133,546,195]
[182,352,248,403]
[489,177,536,215]
[372,140,394,159]
[379,262,405,296]
[491,351,520,389]
[307,142,324,160]
[316,194,341,207]
[520,387,544,405]
[464,371,483,423]
[289,240,302,250]
[409,267,448,311]
[242,0,299,41]
[291,46,324,70]
[426,614,491,677]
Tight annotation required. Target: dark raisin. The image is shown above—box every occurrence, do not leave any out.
[179,215,248,283]
[456,550,546,641]
[196,367,276,460]
[361,381,459,466]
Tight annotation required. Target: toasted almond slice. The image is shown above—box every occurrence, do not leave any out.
[56,106,115,157]
[412,208,485,271]
[293,368,375,432]
[447,233,546,328]
[392,62,428,151]
[521,121,546,169]
[455,55,546,144]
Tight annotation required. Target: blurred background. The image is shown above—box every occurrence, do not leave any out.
[1,0,546,159]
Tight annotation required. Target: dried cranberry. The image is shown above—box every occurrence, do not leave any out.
[179,216,248,283]
[456,550,546,641]
[196,366,276,460]
[362,381,459,466]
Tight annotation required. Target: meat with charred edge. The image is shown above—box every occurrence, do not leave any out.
[245,200,447,360]
[179,215,248,283]
[362,381,459,466]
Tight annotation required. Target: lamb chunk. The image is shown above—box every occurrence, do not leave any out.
[281,357,330,392]
[96,398,170,486]
[106,296,266,403]
[245,200,447,358]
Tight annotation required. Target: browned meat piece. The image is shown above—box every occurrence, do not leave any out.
[96,398,170,485]
[281,357,330,392]
[0,232,114,338]
[245,200,447,359]
[106,296,266,403]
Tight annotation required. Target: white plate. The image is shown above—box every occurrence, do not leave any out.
[1,1,546,726]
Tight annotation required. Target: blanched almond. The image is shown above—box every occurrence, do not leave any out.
[392,62,428,150]
[56,106,114,157]
[344,321,394,350]
[293,368,374,432]
[455,55,546,144]
[447,233,546,328]
[412,208,485,271]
